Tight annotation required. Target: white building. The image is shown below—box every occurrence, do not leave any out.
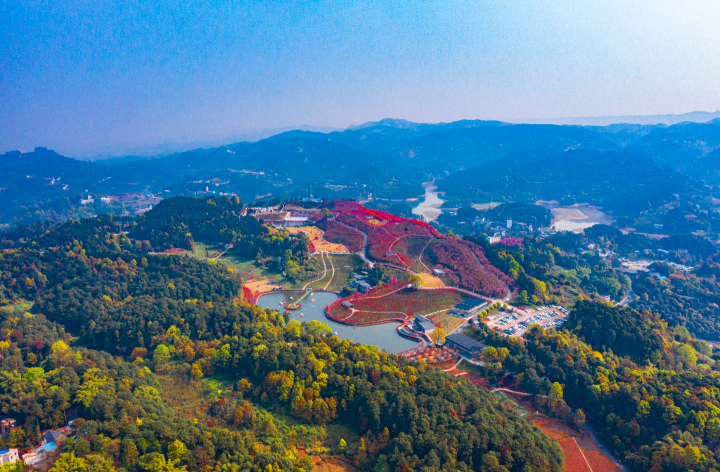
[507,219,512,229]
[0,449,19,466]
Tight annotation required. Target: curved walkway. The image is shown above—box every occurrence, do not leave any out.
[303,252,328,290]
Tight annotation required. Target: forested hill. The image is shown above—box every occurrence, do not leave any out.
[128,196,263,251]
[0,208,564,471]
[4,118,720,227]
[439,149,694,213]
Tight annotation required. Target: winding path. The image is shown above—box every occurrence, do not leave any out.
[303,252,328,290]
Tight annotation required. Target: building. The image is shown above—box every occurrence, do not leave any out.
[356,281,373,293]
[445,333,486,357]
[412,315,435,333]
[283,216,309,227]
[22,443,57,467]
[507,219,512,229]
[0,418,16,435]
[342,301,354,309]
[432,268,446,277]
[0,449,19,466]
[484,234,501,244]
[452,298,489,316]
[42,430,65,445]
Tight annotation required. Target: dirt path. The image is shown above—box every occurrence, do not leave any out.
[303,252,328,290]
[323,254,335,290]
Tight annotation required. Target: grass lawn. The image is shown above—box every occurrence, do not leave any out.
[0,299,33,314]
[324,254,364,292]
[428,312,467,332]
[494,391,529,418]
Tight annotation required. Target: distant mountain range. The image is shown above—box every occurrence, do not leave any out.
[512,110,720,126]
[3,117,720,225]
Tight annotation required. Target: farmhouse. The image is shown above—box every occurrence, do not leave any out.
[412,315,435,334]
[342,301,354,309]
[356,281,373,293]
[452,298,489,316]
[445,333,486,357]
[433,268,446,277]
[0,418,15,435]
[0,449,19,466]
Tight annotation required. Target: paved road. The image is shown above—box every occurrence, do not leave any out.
[616,290,634,306]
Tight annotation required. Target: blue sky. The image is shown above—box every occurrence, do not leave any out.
[2,0,719,156]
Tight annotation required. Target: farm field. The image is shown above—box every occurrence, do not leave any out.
[327,286,467,324]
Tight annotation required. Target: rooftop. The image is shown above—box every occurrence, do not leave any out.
[453,298,488,311]
[445,333,486,352]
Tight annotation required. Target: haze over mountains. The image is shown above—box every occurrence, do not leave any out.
[512,110,720,126]
[3,116,720,225]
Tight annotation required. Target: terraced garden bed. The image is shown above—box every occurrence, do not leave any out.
[326,285,467,324]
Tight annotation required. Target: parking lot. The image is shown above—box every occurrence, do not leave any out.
[484,305,569,337]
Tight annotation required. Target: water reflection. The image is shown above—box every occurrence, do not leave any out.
[257,291,417,354]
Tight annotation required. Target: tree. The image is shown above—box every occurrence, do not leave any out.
[190,362,204,379]
[338,438,347,453]
[354,438,367,466]
[409,274,424,289]
[167,440,187,462]
[549,382,564,401]
[50,452,86,472]
[430,328,446,344]
[153,344,170,366]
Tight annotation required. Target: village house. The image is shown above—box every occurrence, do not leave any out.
[0,449,19,466]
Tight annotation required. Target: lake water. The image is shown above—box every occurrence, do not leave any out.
[412,184,445,222]
[552,220,598,231]
[550,205,613,232]
[257,291,417,354]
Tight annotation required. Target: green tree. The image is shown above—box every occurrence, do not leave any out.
[49,452,85,471]
[167,440,187,463]
[430,328,446,344]
[549,382,564,401]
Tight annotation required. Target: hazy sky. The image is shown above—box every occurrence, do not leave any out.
[2,0,720,157]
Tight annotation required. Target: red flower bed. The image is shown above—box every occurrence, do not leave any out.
[334,206,434,267]
[326,284,466,324]
[431,238,514,298]
[317,219,365,252]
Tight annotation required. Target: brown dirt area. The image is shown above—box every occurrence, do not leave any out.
[551,208,588,222]
[531,416,622,472]
[287,226,349,253]
[297,450,356,472]
[499,390,623,472]
[419,272,444,287]
[244,278,283,293]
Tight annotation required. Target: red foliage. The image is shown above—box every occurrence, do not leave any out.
[326,284,465,324]
[431,238,513,297]
[317,219,364,252]
[496,237,524,247]
[334,205,433,267]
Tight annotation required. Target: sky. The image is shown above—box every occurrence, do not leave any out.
[2,0,720,157]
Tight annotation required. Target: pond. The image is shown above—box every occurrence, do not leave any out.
[257,291,417,354]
